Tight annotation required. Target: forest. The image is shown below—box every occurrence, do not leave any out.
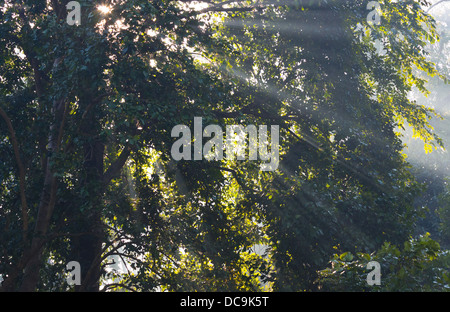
[0,0,449,292]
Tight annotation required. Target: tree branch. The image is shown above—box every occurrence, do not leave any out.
[0,106,29,241]
[198,6,259,13]
[101,283,138,292]
[16,6,49,98]
[103,144,133,187]
[427,0,450,12]
[81,92,114,120]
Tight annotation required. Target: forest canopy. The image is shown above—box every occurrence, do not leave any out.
[0,0,449,292]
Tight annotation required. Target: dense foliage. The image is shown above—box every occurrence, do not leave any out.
[318,233,450,291]
[0,0,448,291]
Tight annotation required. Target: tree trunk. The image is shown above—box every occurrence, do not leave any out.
[71,98,105,292]
[19,97,66,291]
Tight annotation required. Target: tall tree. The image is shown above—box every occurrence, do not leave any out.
[0,0,446,291]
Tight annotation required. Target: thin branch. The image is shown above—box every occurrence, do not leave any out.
[101,241,130,261]
[105,252,166,280]
[427,0,450,12]
[101,283,138,292]
[215,166,245,187]
[118,254,131,276]
[198,6,259,13]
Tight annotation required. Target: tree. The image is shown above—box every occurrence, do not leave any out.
[205,0,447,290]
[0,0,447,291]
[398,2,450,247]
